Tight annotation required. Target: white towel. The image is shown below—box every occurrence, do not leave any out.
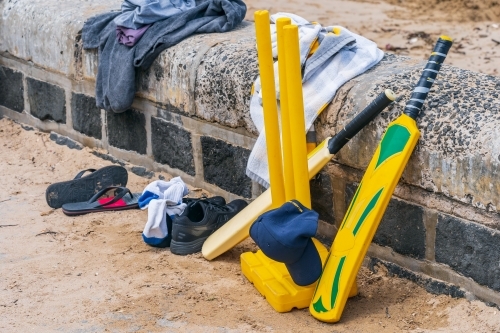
[246,13,384,187]
[139,177,189,247]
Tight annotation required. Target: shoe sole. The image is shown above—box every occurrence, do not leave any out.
[170,237,207,255]
[45,165,128,209]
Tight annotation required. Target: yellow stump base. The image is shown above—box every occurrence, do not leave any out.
[241,238,357,313]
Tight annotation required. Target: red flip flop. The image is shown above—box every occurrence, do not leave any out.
[61,186,140,216]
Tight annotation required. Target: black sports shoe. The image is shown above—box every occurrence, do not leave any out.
[170,199,248,255]
[183,195,226,209]
[150,196,227,248]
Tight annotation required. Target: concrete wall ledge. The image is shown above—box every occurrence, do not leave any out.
[2,0,500,308]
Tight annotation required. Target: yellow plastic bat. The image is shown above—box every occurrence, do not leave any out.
[310,35,453,323]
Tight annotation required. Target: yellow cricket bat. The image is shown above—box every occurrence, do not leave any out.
[309,36,453,323]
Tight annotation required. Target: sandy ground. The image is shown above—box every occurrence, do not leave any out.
[244,0,500,76]
[1,118,500,332]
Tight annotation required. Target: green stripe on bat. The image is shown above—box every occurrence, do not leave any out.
[312,256,347,312]
[352,188,383,236]
[375,124,411,169]
[340,183,362,230]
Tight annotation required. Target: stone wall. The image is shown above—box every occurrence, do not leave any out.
[1,0,500,308]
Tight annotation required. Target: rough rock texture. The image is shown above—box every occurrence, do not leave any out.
[151,117,195,176]
[201,136,252,198]
[436,214,500,292]
[136,22,258,133]
[0,66,24,112]
[49,132,83,150]
[27,77,66,123]
[106,109,147,155]
[130,166,154,179]
[71,93,102,139]
[194,22,259,132]
[310,172,335,225]
[0,0,121,76]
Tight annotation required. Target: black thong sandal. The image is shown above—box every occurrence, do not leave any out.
[45,165,128,209]
[61,186,140,216]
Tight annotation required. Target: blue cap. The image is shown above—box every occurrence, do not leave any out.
[249,200,322,286]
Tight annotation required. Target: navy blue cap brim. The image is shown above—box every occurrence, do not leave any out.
[250,217,304,263]
[285,238,322,286]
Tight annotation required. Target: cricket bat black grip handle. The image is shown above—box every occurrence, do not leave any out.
[404,36,453,120]
[328,89,396,154]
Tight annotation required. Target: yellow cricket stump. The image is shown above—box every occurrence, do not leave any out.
[284,25,311,209]
[276,17,295,202]
[254,10,285,208]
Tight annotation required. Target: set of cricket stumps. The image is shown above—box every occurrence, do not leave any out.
[202,10,454,323]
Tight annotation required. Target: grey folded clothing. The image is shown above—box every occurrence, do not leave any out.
[82,0,247,113]
[114,0,196,30]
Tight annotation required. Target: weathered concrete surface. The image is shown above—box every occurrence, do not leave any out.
[0,0,121,76]
[137,21,258,135]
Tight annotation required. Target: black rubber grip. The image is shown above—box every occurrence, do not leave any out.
[328,89,395,154]
[404,36,453,119]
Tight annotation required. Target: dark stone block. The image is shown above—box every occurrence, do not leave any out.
[106,109,147,154]
[151,117,195,176]
[0,66,24,112]
[20,124,34,131]
[91,151,126,166]
[368,258,465,298]
[374,199,425,259]
[131,166,154,179]
[201,136,251,198]
[49,132,83,150]
[310,172,335,225]
[345,183,426,259]
[436,214,500,292]
[27,78,66,123]
[71,93,102,139]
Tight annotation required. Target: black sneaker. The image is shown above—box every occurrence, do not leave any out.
[170,199,248,255]
[183,195,225,208]
[149,196,226,248]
